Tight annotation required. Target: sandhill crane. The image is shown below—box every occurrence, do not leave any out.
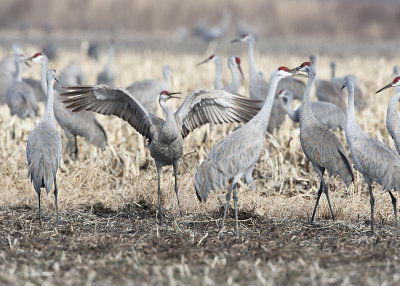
[224,56,244,94]
[376,76,400,155]
[231,34,302,133]
[97,40,115,86]
[279,89,346,131]
[195,66,295,237]
[330,61,365,111]
[343,75,400,234]
[193,9,231,44]
[54,63,85,92]
[309,55,347,112]
[6,54,38,120]
[293,62,353,223]
[61,86,261,223]
[26,69,62,224]
[393,66,400,93]
[126,65,172,112]
[197,54,224,90]
[27,53,107,156]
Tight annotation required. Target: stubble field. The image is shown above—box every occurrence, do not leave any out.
[1,39,400,285]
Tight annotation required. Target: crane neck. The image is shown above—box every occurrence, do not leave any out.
[345,80,358,132]
[284,97,299,122]
[227,61,240,93]
[106,45,114,70]
[214,59,224,90]
[40,59,49,94]
[331,65,335,81]
[247,40,258,83]
[42,76,56,123]
[299,72,317,125]
[14,58,22,82]
[387,92,400,119]
[251,72,281,132]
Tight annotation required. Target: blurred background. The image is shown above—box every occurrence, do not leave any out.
[0,0,400,56]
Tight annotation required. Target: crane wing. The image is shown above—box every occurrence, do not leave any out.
[174,89,261,138]
[60,85,162,140]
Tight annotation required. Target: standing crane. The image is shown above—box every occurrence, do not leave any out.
[27,52,107,156]
[126,65,172,112]
[6,54,38,121]
[343,75,400,234]
[330,61,365,111]
[195,66,295,238]
[97,40,115,86]
[197,54,224,90]
[376,76,400,155]
[293,62,353,223]
[309,55,347,112]
[279,89,346,131]
[61,86,261,223]
[26,69,62,224]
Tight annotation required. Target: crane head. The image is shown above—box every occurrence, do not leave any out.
[159,90,181,101]
[28,52,47,64]
[376,77,400,94]
[235,57,244,79]
[46,68,59,83]
[276,66,296,78]
[196,54,218,66]
[292,62,313,77]
[231,33,254,44]
[278,89,293,104]
[17,54,30,67]
[341,75,356,91]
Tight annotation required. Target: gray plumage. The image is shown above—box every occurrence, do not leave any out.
[97,41,115,86]
[310,56,347,112]
[26,69,62,223]
[0,44,24,104]
[330,61,365,111]
[195,67,295,237]
[6,54,38,120]
[279,89,346,131]
[54,63,85,92]
[61,86,261,223]
[344,75,400,234]
[41,41,57,60]
[295,62,353,223]
[231,34,286,133]
[29,53,107,155]
[193,10,231,43]
[88,41,99,61]
[126,66,172,112]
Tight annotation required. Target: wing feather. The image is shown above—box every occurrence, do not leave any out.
[174,89,261,138]
[60,85,162,139]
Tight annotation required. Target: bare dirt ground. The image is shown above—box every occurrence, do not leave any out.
[1,203,400,285]
[2,41,400,285]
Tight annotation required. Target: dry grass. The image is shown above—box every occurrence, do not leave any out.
[1,43,400,284]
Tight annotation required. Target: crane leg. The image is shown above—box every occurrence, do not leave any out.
[173,163,182,218]
[156,165,163,224]
[368,183,375,235]
[233,187,239,238]
[322,179,335,221]
[220,183,236,239]
[310,179,323,223]
[73,135,78,157]
[388,190,397,234]
[54,178,59,224]
[38,191,41,224]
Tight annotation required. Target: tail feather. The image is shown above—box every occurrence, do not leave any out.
[28,155,54,194]
[195,160,228,203]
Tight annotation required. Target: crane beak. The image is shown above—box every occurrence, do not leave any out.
[55,77,59,83]
[290,67,307,77]
[168,92,181,99]
[238,64,245,80]
[230,38,240,43]
[376,82,392,94]
[196,59,209,66]
[22,57,31,67]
